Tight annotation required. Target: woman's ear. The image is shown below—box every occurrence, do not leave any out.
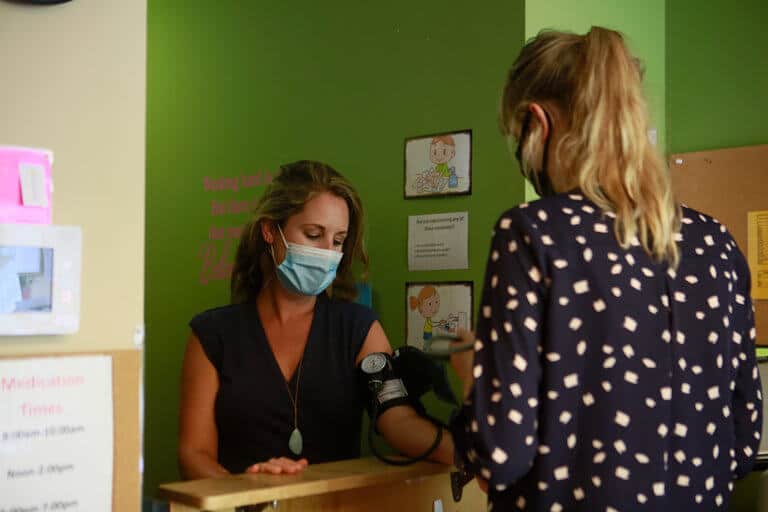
[260,220,275,245]
[528,102,550,140]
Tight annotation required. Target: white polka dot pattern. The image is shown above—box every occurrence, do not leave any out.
[450,195,763,511]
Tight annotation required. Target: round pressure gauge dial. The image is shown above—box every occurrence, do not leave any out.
[360,352,388,374]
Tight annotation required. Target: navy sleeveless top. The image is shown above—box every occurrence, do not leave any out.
[189,294,377,473]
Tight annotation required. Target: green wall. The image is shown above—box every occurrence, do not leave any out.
[667,0,768,153]
[145,1,525,494]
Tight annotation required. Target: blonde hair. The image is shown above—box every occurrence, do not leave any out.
[231,160,368,303]
[500,26,681,267]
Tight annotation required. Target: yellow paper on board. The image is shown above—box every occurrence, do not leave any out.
[747,210,768,300]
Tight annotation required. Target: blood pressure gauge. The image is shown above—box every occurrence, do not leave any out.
[360,352,388,374]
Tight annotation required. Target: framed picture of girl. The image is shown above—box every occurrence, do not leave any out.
[405,281,473,351]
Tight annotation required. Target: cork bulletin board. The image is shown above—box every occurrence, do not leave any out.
[669,144,768,347]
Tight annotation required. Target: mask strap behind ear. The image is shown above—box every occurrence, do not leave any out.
[267,223,287,265]
[276,223,289,249]
[515,110,533,164]
[541,110,553,167]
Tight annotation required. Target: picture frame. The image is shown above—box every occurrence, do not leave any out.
[405,281,473,350]
[404,130,472,198]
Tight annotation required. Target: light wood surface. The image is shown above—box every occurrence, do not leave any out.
[669,144,768,346]
[158,457,485,512]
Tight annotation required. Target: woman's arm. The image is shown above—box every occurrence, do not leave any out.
[355,321,454,465]
[178,333,229,479]
[449,213,544,489]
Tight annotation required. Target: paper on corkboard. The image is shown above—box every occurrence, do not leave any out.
[747,210,768,300]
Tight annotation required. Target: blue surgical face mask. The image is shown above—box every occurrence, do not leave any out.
[271,225,343,296]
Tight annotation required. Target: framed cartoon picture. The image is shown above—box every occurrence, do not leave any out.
[406,281,473,350]
[404,130,472,198]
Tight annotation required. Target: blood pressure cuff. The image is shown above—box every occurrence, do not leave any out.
[358,346,458,424]
[393,345,457,405]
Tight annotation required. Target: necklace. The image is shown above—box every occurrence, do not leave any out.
[285,355,304,455]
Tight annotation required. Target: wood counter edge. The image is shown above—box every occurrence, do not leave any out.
[157,458,457,509]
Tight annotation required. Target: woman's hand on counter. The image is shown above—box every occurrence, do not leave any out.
[245,457,308,475]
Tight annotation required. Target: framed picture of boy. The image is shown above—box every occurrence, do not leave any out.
[405,281,473,351]
[404,130,472,198]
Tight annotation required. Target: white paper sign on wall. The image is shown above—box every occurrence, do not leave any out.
[0,355,114,511]
[408,212,469,271]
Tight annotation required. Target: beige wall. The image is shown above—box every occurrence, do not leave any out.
[0,0,146,354]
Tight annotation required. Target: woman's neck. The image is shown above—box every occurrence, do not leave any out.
[257,278,316,326]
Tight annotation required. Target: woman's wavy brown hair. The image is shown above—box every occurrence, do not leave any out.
[230,160,368,303]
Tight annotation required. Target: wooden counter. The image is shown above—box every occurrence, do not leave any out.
[158,457,485,511]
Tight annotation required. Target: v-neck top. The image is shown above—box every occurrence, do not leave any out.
[190,294,377,472]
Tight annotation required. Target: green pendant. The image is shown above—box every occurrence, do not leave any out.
[289,428,303,455]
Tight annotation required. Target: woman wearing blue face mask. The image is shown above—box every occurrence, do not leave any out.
[178,160,455,479]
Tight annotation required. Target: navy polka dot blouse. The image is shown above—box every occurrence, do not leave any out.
[450,193,763,511]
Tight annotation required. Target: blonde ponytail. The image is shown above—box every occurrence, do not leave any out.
[501,27,681,267]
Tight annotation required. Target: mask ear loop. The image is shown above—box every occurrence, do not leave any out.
[514,111,532,164]
[538,110,554,193]
[517,109,554,196]
[276,224,289,249]
[268,223,288,266]
[530,126,546,195]
[515,111,535,186]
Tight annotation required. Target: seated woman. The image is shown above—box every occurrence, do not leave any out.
[178,160,453,478]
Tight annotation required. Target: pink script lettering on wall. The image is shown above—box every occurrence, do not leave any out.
[198,240,234,285]
[207,225,244,241]
[210,198,259,216]
[198,170,274,285]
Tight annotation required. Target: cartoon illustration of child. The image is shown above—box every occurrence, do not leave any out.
[414,135,459,194]
[409,133,465,195]
[409,285,461,348]
[429,135,458,189]
[409,285,442,344]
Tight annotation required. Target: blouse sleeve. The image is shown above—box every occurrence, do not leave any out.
[450,210,547,488]
[730,252,763,479]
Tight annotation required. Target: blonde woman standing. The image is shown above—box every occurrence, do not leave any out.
[450,27,762,510]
